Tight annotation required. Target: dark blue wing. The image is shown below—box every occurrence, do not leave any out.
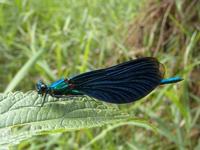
[69,57,164,104]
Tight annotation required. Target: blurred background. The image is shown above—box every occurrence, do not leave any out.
[0,0,199,149]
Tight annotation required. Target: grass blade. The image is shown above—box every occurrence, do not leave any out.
[4,49,46,93]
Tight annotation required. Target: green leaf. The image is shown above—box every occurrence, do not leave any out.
[0,91,130,146]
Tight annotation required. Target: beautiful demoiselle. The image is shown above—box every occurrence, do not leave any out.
[36,57,182,105]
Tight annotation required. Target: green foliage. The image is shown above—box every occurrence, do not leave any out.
[0,91,139,147]
[0,0,199,149]
[5,49,47,93]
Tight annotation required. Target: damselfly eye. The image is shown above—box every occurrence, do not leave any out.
[36,80,47,94]
[40,84,46,91]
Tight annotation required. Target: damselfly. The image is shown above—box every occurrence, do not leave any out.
[36,57,182,106]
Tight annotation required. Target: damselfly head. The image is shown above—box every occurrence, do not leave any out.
[36,80,48,95]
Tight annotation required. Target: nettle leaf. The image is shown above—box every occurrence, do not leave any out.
[0,91,131,146]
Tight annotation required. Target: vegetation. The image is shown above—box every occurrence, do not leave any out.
[0,0,199,149]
